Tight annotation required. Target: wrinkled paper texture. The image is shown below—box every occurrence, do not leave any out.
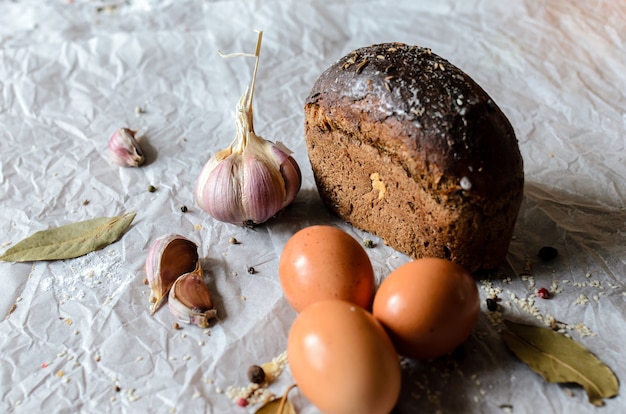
[0,0,624,413]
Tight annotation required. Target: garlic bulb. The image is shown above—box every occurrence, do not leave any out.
[108,128,145,167]
[194,30,301,226]
[168,269,217,328]
[145,234,199,314]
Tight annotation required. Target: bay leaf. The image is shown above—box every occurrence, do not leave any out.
[502,319,619,406]
[0,212,136,262]
[255,397,296,414]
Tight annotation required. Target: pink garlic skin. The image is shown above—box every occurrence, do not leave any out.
[144,234,199,314]
[108,128,145,167]
[144,237,160,287]
[194,140,301,226]
[168,271,217,328]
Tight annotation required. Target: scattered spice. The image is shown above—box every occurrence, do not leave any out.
[363,239,375,248]
[538,246,558,261]
[180,206,188,213]
[229,237,240,245]
[248,365,266,384]
[82,199,90,206]
[355,58,369,74]
[236,397,249,407]
[486,298,498,311]
[5,303,17,319]
[537,288,550,299]
[143,277,149,285]
[148,185,157,193]
[114,385,121,392]
[255,384,298,414]
[172,322,181,330]
[247,266,256,274]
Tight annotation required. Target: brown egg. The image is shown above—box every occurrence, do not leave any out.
[373,258,480,359]
[279,225,375,312]
[287,299,401,414]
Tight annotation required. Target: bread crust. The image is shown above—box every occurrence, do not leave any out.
[304,43,524,272]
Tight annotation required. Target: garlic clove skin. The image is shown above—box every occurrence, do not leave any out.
[168,269,217,328]
[108,128,145,167]
[145,234,199,314]
[240,149,289,224]
[273,143,302,208]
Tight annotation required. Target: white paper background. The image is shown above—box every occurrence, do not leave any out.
[1,0,625,413]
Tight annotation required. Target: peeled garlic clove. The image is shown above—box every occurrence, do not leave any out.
[108,128,145,167]
[168,270,217,328]
[145,234,199,314]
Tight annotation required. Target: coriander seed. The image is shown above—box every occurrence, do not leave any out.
[247,365,266,384]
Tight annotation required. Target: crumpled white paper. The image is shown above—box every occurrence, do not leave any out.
[1,0,625,413]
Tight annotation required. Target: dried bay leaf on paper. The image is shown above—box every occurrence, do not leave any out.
[0,212,136,262]
[255,396,296,414]
[256,384,297,414]
[502,319,619,406]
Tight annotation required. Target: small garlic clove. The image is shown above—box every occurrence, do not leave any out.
[145,234,199,314]
[274,148,302,207]
[195,155,245,225]
[240,151,286,224]
[108,128,145,167]
[168,270,217,328]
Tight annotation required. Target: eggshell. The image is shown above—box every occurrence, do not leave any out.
[287,299,401,414]
[279,225,375,312]
[373,258,479,359]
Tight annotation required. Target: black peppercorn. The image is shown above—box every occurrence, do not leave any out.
[537,246,558,261]
[181,206,188,213]
[486,298,498,312]
[247,266,255,274]
[247,364,266,384]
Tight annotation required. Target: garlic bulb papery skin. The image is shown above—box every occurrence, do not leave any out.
[145,234,199,314]
[168,270,217,328]
[108,128,145,167]
[194,30,302,226]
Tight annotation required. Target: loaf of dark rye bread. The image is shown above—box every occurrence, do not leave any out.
[304,43,524,272]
